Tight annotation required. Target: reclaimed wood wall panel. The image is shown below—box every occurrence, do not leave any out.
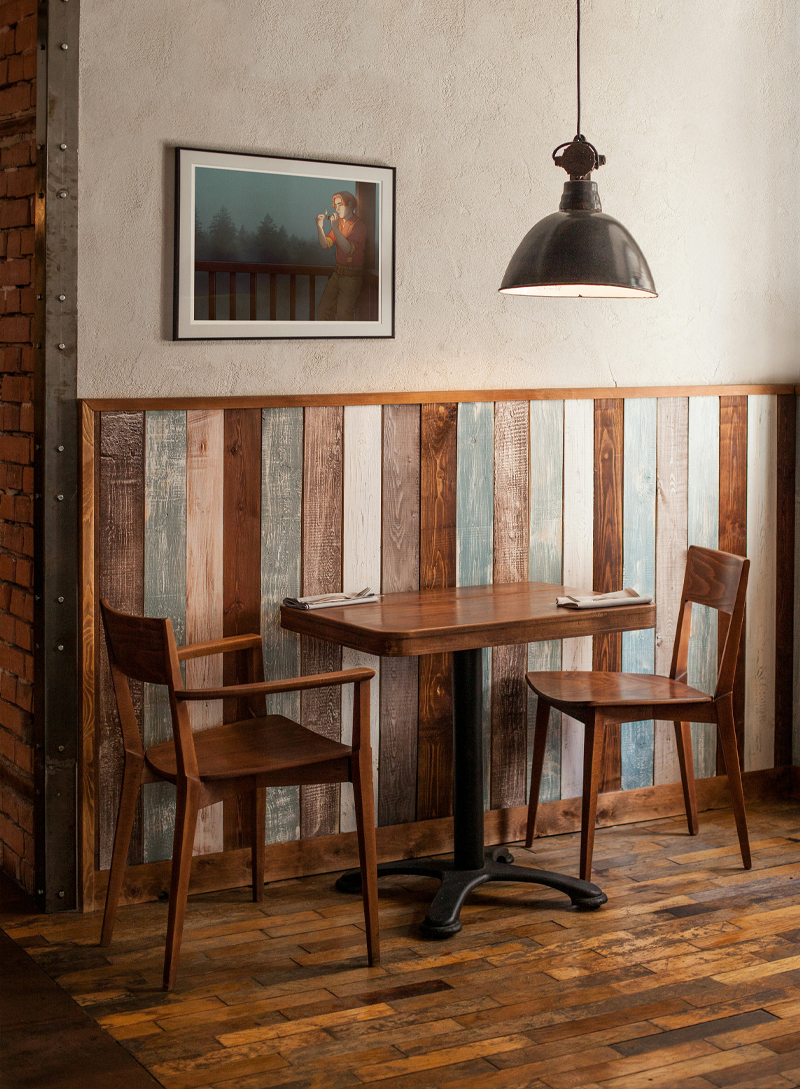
[528,400,563,803]
[142,411,187,863]
[96,411,145,870]
[774,395,796,768]
[417,402,457,821]
[745,395,777,772]
[719,395,748,765]
[378,405,419,826]
[593,398,624,792]
[341,405,382,833]
[653,398,688,786]
[687,396,720,778]
[456,402,493,809]
[621,398,656,790]
[561,399,594,800]
[260,407,302,845]
[186,409,225,856]
[301,406,344,838]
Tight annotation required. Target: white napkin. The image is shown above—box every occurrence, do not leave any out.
[283,587,379,611]
[556,587,653,609]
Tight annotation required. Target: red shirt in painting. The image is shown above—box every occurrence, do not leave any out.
[327,215,367,268]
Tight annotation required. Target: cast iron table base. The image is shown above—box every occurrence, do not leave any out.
[336,647,607,937]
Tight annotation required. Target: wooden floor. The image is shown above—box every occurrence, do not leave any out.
[5,800,800,1089]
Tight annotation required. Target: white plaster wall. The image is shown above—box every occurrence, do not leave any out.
[77,0,799,397]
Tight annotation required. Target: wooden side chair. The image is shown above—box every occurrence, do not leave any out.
[99,599,380,990]
[525,546,751,882]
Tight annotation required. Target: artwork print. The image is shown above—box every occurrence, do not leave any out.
[174,148,395,339]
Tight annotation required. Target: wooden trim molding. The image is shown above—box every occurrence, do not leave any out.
[87,766,788,910]
[82,385,797,412]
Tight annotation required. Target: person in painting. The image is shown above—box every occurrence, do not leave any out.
[315,191,367,320]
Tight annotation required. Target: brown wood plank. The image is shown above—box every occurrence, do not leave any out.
[379,405,420,826]
[80,404,97,908]
[417,403,458,821]
[719,395,748,769]
[593,399,624,792]
[96,411,145,871]
[83,384,797,412]
[774,394,796,768]
[222,408,262,850]
[301,406,344,838]
[491,402,529,809]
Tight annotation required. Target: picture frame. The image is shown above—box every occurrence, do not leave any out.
[173,147,395,340]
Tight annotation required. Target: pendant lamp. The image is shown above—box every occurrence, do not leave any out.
[499,0,656,299]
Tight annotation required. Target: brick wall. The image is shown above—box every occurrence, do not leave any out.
[0,0,36,894]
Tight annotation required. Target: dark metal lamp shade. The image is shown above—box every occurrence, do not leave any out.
[499,180,656,298]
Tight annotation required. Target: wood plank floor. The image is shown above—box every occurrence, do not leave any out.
[5,800,800,1088]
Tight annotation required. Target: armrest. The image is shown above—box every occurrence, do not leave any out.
[176,633,262,662]
[175,666,375,701]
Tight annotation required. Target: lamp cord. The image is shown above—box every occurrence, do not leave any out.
[576,0,581,138]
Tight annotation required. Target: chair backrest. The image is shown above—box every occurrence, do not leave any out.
[100,600,198,777]
[670,546,750,698]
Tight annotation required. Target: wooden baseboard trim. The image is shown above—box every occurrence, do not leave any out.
[87,766,789,911]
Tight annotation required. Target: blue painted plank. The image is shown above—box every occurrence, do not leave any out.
[621,398,657,790]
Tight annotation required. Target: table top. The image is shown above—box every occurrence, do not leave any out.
[280,581,656,657]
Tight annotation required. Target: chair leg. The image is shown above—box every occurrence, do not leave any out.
[100,754,143,947]
[579,715,604,882]
[673,721,700,836]
[251,787,266,903]
[352,751,380,967]
[525,697,551,848]
[716,696,751,869]
[163,777,201,991]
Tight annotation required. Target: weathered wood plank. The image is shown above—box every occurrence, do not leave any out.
[379,405,420,827]
[654,398,688,786]
[528,399,563,804]
[222,408,262,850]
[491,401,529,809]
[745,395,777,772]
[301,406,343,838]
[456,402,493,809]
[80,404,97,907]
[621,398,656,790]
[561,399,594,799]
[142,411,187,863]
[593,398,624,792]
[687,396,720,778]
[260,407,302,845]
[417,403,457,821]
[186,409,225,856]
[97,412,145,870]
[719,395,748,767]
[341,405,382,834]
[795,396,800,767]
[774,395,796,768]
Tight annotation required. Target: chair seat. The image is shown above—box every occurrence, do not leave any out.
[145,715,352,782]
[526,670,713,708]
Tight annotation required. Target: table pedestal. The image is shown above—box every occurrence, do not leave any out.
[336,647,607,937]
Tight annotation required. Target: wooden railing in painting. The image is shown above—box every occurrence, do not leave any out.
[195,260,379,321]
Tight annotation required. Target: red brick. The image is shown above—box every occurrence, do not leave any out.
[14,496,31,524]
[14,619,29,650]
[10,587,31,620]
[5,51,21,82]
[2,405,18,430]
[0,433,29,462]
[19,345,33,370]
[0,644,23,679]
[1,345,20,369]
[0,557,13,582]
[1,811,23,855]
[1,287,20,313]
[21,49,34,80]
[0,0,20,25]
[0,696,24,735]
[5,167,33,201]
[0,232,6,259]
[20,526,30,555]
[14,559,30,587]
[13,739,30,772]
[18,226,31,253]
[0,258,28,287]
[15,680,30,710]
[18,858,31,892]
[0,80,29,115]
[1,787,17,823]
[23,829,33,859]
[21,467,32,492]
[0,671,14,703]
[19,285,33,312]
[13,15,34,52]
[0,175,7,199]
[6,464,22,489]
[0,615,15,644]
[0,57,8,83]
[17,798,32,835]
[0,525,23,554]
[0,139,31,168]
[1,375,28,401]
[18,402,31,431]
[0,315,27,343]
[4,229,19,258]
[0,726,13,761]
[0,198,28,230]
[0,582,10,610]
[0,494,13,520]
[0,27,12,61]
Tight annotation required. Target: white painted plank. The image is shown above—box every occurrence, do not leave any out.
[745,395,777,771]
[687,396,719,777]
[341,405,382,833]
[528,399,563,803]
[654,397,688,785]
[561,399,593,799]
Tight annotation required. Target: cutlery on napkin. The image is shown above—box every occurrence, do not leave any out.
[283,587,380,610]
[556,587,653,609]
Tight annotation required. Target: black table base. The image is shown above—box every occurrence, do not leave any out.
[336,647,607,937]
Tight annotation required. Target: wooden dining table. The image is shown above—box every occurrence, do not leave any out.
[281,581,656,938]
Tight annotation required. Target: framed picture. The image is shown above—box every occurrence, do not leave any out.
[174,147,395,340]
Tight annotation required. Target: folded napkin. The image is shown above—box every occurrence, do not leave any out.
[283,587,380,611]
[556,587,653,609]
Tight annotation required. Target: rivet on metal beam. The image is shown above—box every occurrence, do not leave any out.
[58,745,64,752]
[57,343,66,350]
[56,645,64,651]
[58,294,66,301]
[58,890,65,898]
[57,445,64,452]
[59,143,67,150]
[60,43,68,50]
[55,494,63,501]
[57,596,64,603]
[57,190,67,198]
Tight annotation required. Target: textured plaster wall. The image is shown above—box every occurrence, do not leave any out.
[77,0,799,398]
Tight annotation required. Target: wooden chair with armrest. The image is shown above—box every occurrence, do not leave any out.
[525,546,751,882]
[99,599,380,990]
